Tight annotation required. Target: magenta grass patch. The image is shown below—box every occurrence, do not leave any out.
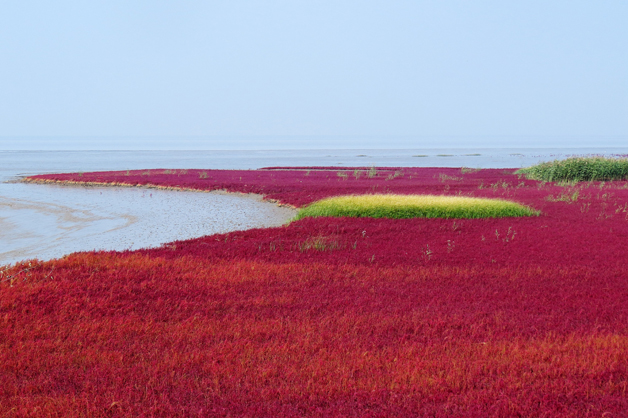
[4,167,628,416]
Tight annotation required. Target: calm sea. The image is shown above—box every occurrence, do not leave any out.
[1,148,627,266]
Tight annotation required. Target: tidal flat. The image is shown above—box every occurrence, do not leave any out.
[0,182,295,265]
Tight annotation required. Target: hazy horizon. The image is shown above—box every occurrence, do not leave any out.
[1,2,626,150]
[2,135,627,151]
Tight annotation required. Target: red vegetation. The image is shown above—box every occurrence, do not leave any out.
[4,167,628,416]
[24,166,523,207]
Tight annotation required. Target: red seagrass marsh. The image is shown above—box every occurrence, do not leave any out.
[3,166,628,417]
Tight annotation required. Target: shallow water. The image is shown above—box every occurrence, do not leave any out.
[2,147,627,265]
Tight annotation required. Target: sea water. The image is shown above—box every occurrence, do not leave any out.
[1,148,627,265]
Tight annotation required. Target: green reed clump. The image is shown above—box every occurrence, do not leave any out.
[294,194,539,220]
[517,157,628,182]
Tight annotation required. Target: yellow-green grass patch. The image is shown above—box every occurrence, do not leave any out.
[294,194,539,220]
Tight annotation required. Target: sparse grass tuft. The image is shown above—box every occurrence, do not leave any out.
[546,190,580,203]
[294,194,539,220]
[438,173,462,182]
[386,170,403,181]
[298,235,343,252]
[517,157,628,182]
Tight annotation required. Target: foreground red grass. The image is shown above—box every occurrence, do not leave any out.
[3,167,628,416]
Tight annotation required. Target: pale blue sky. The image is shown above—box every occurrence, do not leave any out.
[1,1,626,149]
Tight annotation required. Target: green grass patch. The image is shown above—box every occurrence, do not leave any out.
[516,157,628,182]
[294,194,539,220]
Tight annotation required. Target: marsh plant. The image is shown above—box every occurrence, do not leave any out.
[294,194,539,220]
[385,170,403,181]
[438,173,462,182]
[517,157,628,182]
[16,166,628,415]
[499,227,516,242]
[546,190,580,203]
[298,235,343,252]
[421,244,433,261]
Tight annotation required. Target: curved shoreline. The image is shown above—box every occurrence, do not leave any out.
[3,178,298,265]
[20,177,298,209]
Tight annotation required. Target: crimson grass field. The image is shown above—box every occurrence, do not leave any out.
[4,167,628,416]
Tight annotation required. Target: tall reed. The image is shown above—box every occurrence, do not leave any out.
[517,157,628,182]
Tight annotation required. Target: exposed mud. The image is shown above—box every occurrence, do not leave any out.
[0,183,296,266]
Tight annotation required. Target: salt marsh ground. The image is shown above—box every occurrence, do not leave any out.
[3,166,628,417]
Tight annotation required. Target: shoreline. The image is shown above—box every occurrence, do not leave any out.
[20,177,298,209]
[2,178,297,266]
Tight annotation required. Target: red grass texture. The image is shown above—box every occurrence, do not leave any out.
[3,167,628,417]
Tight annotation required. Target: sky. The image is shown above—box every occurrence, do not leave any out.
[0,1,626,150]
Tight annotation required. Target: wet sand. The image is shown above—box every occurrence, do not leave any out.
[0,182,296,266]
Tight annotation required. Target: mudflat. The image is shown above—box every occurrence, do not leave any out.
[0,183,296,265]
